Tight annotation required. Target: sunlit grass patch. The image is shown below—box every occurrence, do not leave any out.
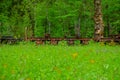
[0,44,120,80]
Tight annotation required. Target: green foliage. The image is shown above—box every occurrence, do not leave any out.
[0,0,120,37]
[58,40,67,46]
[102,0,120,35]
[88,40,96,45]
[74,40,80,45]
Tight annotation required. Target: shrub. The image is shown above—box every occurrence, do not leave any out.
[58,40,67,46]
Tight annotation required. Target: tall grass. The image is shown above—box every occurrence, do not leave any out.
[0,43,120,80]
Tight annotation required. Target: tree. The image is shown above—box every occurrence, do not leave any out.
[102,0,120,36]
[0,0,119,39]
[94,0,104,41]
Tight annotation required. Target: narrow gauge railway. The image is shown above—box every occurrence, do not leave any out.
[28,37,92,45]
[0,36,22,44]
[0,34,120,45]
[28,34,120,45]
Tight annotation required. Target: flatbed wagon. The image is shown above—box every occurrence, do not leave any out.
[0,34,120,45]
[28,34,120,45]
[0,36,22,44]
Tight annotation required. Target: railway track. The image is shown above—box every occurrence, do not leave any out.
[27,37,92,45]
[28,37,120,45]
[0,34,120,45]
[0,36,22,44]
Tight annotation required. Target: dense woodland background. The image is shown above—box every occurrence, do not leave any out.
[0,0,120,38]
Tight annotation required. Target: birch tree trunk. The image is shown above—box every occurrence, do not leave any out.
[94,0,104,41]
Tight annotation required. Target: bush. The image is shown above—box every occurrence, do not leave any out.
[58,40,67,46]
[88,40,96,45]
[74,40,80,45]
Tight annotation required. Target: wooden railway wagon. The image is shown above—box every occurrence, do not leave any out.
[28,34,120,45]
[0,34,120,45]
[0,36,23,44]
[109,34,120,39]
[100,34,120,43]
[28,37,92,45]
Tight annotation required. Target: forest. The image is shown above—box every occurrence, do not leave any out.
[1,0,120,80]
[0,0,120,39]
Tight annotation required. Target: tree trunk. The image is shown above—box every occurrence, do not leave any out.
[106,4,110,37]
[29,12,35,37]
[77,17,81,38]
[0,23,2,35]
[94,0,104,41]
[74,17,81,38]
[31,23,35,37]
[24,27,28,41]
[107,17,110,37]
[48,21,51,34]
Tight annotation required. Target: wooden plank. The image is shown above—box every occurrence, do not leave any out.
[36,40,44,45]
[50,39,58,45]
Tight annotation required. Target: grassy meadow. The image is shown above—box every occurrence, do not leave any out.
[0,42,120,80]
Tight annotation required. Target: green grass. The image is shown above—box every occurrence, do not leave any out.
[0,43,120,80]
